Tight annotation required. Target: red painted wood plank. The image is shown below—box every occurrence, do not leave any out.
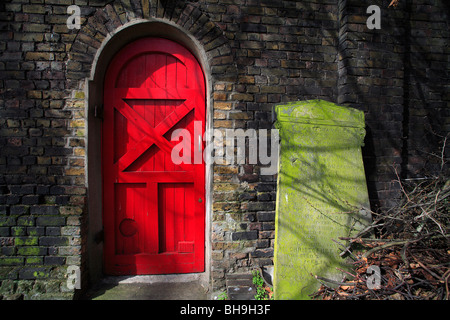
[165,183,175,252]
[117,171,194,183]
[113,87,199,100]
[174,184,185,251]
[146,183,158,254]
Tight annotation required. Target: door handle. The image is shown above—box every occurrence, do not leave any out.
[198,135,202,152]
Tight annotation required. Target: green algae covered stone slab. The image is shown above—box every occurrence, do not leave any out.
[273,100,372,300]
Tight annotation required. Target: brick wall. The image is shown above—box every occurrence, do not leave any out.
[338,0,449,210]
[0,0,448,299]
[403,0,449,177]
[200,0,341,291]
[338,0,408,209]
[0,0,88,299]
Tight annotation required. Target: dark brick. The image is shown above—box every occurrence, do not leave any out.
[256,192,271,201]
[0,257,24,266]
[44,147,72,156]
[241,23,267,33]
[45,227,60,236]
[256,239,269,248]
[39,237,68,246]
[9,185,34,194]
[22,195,39,205]
[30,205,58,215]
[231,231,258,241]
[26,227,45,236]
[17,216,34,226]
[18,267,51,280]
[257,211,275,222]
[255,183,275,192]
[10,205,29,215]
[0,204,7,214]
[0,227,10,237]
[44,256,65,265]
[247,202,275,211]
[0,217,16,227]
[36,186,50,195]
[238,192,256,201]
[55,196,69,205]
[49,186,65,195]
[5,195,21,205]
[262,223,274,231]
[36,216,65,226]
[251,248,273,258]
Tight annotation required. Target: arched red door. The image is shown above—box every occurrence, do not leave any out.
[102,38,206,275]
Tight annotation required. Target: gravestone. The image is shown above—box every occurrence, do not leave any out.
[273,100,371,300]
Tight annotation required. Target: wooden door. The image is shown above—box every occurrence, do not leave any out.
[102,38,205,275]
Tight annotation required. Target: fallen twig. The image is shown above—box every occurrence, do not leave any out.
[313,165,449,300]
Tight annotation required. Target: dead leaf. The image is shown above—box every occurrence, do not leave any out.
[265,286,273,299]
[388,1,399,8]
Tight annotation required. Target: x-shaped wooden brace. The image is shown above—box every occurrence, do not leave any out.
[113,88,199,173]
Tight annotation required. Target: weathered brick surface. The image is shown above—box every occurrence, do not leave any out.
[338,0,449,211]
[0,0,448,298]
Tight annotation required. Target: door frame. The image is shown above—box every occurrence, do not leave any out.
[86,19,212,289]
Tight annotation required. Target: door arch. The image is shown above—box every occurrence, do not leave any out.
[102,38,206,275]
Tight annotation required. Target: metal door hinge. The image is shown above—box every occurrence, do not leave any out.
[94,229,104,244]
[95,104,103,120]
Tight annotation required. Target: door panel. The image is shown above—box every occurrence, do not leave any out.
[102,38,205,275]
[158,183,195,253]
[114,183,146,255]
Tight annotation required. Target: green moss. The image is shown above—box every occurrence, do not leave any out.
[0,257,24,266]
[74,91,85,99]
[11,227,26,236]
[15,237,38,246]
[33,270,50,279]
[273,100,371,300]
[17,246,43,256]
[25,257,42,265]
[17,216,34,226]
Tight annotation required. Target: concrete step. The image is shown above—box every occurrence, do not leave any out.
[81,276,208,300]
[226,273,256,300]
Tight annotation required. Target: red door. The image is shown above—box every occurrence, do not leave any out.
[102,38,206,275]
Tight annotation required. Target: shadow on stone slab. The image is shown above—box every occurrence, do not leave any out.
[81,281,208,300]
[226,274,256,300]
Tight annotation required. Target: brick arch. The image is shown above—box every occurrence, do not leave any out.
[66,0,237,86]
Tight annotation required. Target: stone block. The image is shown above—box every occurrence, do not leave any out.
[273,100,371,300]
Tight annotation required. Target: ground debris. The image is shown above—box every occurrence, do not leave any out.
[312,170,449,300]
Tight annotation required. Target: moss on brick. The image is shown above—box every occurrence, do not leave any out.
[17,216,34,226]
[15,237,39,246]
[11,227,26,236]
[0,257,24,266]
[25,257,43,265]
[17,246,46,256]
